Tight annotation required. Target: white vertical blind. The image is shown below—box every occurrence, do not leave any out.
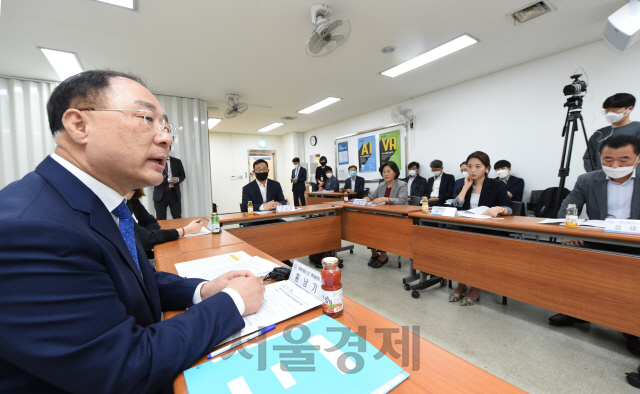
[0,77,211,219]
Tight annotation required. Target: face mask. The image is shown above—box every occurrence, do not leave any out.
[461,171,469,178]
[604,109,629,124]
[294,164,299,168]
[325,173,333,178]
[320,161,327,166]
[602,156,639,179]
[496,169,509,178]
[255,172,268,181]
[350,171,357,177]
[432,170,442,176]
[409,170,416,177]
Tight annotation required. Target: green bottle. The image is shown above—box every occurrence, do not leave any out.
[209,203,220,234]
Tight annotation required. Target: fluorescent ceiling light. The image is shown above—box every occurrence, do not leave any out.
[257,122,284,132]
[381,34,478,78]
[39,48,83,81]
[208,118,222,129]
[297,97,342,114]
[94,0,135,9]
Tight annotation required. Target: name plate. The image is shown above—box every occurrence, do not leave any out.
[430,206,458,217]
[290,260,322,300]
[604,218,640,235]
[276,204,295,213]
[352,198,367,206]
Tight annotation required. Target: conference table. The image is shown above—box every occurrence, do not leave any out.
[156,221,523,393]
[305,190,355,205]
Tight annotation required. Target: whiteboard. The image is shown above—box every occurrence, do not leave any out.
[334,125,407,182]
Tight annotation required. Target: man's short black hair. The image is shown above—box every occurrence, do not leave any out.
[494,160,511,170]
[324,166,333,172]
[603,93,636,109]
[292,157,300,163]
[380,161,400,179]
[460,161,467,167]
[599,134,640,155]
[430,160,443,168]
[253,159,268,169]
[348,165,357,171]
[47,70,145,136]
[408,161,420,169]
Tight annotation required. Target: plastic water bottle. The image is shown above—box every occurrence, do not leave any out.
[248,200,254,215]
[565,204,578,228]
[421,197,429,214]
[210,213,220,234]
[344,191,348,202]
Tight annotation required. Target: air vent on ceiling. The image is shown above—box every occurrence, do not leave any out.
[281,116,297,121]
[508,1,555,25]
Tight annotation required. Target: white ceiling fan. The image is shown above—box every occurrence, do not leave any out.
[306,4,351,57]
[223,94,249,119]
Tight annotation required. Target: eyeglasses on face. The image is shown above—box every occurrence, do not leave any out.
[77,108,177,137]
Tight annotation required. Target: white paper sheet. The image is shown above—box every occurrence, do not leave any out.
[538,218,606,228]
[175,251,276,280]
[465,206,491,215]
[460,213,492,219]
[253,210,276,215]
[183,227,212,237]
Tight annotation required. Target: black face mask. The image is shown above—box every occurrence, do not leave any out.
[320,161,327,166]
[255,172,269,181]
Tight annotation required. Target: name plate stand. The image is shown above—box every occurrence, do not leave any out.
[430,206,458,217]
[290,260,323,300]
[276,204,295,213]
[352,199,367,206]
[605,218,640,235]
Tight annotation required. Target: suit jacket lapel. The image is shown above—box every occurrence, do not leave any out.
[632,174,640,219]
[592,173,608,220]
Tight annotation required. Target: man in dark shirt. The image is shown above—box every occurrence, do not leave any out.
[493,160,525,202]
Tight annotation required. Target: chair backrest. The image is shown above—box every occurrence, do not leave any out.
[511,201,523,216]
[407,196,422,206]
[526,190,543,215]
[363,187,370,197]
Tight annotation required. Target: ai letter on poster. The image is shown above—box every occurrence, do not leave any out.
[358,136,376,172]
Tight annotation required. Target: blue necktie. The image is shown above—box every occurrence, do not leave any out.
[112,201,140,272]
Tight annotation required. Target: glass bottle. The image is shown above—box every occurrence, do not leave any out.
[421,197,429,214]
[321,257,343,318]
[247,200,254,215]
[211,213,220,234]
[566,204,578,228]
[344,190,348,202]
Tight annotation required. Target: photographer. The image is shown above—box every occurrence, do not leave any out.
[584,93,640,172]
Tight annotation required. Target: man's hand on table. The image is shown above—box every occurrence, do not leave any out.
[200,270,265,316]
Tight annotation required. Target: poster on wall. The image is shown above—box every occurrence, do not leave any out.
[358,136,376,172]
[338,141,349,165]
[379,129,401,170]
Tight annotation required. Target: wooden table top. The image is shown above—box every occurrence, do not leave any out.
[326,201,423,215]
[219,204,341,223]
[306,191,356,196]
[409,212,640,245]
[153,229,245,257]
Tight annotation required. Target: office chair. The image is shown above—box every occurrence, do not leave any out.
[407,196,422,206]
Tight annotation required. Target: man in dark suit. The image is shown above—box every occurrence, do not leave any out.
[321,166,340,191]
[153,154,185,219]
[291,157,307,206]
[0,70,264,393]
[241,159,287,212]
[550,135,640,355]
[493,160,525,202]
[402,161,427,197]
[453,161,468,197]
[344,165,365,198]
[425,160,455,205]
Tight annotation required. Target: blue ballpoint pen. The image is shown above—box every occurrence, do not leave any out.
[206,324,276,359]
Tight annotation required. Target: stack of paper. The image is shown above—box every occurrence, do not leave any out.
[183,227,212,238]
[538,218,606,228]
[175,252,279,279]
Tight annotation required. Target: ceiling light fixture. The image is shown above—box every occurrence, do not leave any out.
[39,48,83,81]
[298,97,342,114]
[207,118,222,129]
[94,0,135,9]
[258,122,284,132]
[380,34,478,78]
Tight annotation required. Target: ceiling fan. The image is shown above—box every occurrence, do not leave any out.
[306,4,351,57]
[223,94,249,119]
[391,106,415,129]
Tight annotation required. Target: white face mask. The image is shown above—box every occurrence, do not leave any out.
[602,156,639,179]
[461,171,469,178]
[294,164,299,168]
[604,109,630,124]
[432,170,442,177]
[325,173,333,178]
[496,169,509,179]
[409,169,416,177]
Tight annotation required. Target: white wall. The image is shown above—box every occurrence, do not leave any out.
[303,40,640,202]
[209,132,296,214]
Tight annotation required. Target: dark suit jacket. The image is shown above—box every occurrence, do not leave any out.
[453,178,465,197]
[127,198,179,251]
[426,173,456,202]
[495,175,525,202]
[558,169,640,220]
[401,174,428,197]
[0,157,244,394]
[324,176,339,191]
[291,166,307,192]
[458,178,513,210]
[153,156,185,201]
[344,176,365,199]
[241,179,287,212]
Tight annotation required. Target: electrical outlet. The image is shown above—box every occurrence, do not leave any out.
[238,175,243,180]
[231,175,236,181]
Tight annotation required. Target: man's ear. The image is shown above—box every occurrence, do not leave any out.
[629,106,635,112]
[61,109,89,144]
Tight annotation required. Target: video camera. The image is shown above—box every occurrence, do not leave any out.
[563,74,587,96]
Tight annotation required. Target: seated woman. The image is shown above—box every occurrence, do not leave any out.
[126,189,204,256]
[363,161,408,268]
[449,151,513,306]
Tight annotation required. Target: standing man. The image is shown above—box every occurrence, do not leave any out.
[584,93,640,172]
[425,160,455,205]
[494,160,525,202]
[291,157,307,207]
[0,70,264,393]
[344,165,365,198]
[453,161,468,196]
[241,159,286,212]
[153,152,185,219]
[402,161,427,197]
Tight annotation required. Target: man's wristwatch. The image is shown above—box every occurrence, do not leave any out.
[502,207,507,215]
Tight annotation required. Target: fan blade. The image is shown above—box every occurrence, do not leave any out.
[307,32,327,55]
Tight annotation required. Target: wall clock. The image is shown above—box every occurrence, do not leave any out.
[310,136,317,146]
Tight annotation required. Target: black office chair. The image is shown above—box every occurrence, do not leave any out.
[527,190,543,216]
[511,201,523,217]
[407,196,422,206]
[362,187,370,197]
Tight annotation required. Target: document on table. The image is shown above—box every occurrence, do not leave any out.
[217,280,322,346]
[465,206,491,215]
[538,218,607,228]
[175,251,279,279]
[253,210,276,215]
[460,213,493,219]
[183,227,212,237]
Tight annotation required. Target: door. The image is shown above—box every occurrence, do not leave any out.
[248,150,277,182]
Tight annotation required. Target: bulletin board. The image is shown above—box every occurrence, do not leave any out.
[334,124,407,182]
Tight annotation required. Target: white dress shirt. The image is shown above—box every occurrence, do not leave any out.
[258,179,268,211]
[49,153,244,314]
[501,175,510,184]
[166,156,174,189]
[606,169,636,220]
[430,176,441,198]
[470,193,481,209]
[407,176,415,194]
